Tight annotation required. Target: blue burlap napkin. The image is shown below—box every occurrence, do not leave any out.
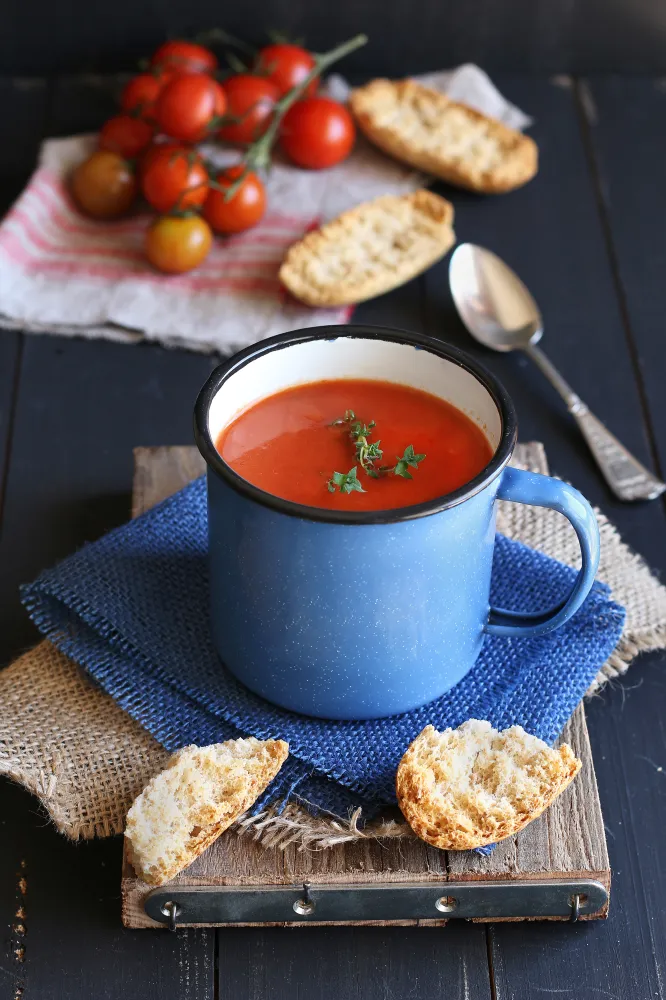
[22,476,625,822]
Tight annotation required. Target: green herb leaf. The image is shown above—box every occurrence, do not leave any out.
[401,444,426,468]
[327,467,365,495]
[393,462,411,479]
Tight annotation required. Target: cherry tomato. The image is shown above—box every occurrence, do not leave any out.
[255,43,318,98]
[121,72,170,116]
[155,73,226,143]
[138,139,182,183]
[280,97,355,169]
[99,115,154,159]
[141,146,209,213]
[218,75,279,145]
[150,40,217,76]
[70,151,137,219]
[145,215,213,274]
[203,167,266,234]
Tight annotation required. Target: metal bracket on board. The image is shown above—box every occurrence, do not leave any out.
[145,879,608,928]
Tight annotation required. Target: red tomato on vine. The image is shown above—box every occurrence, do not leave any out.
[203,167,266,234]
[141,146,209,213]
[218,75,279,145]
[150,40,217,76]
[155,73,226,143]
[121,73,170,116]
[255,43,318,98]
[99,115,154,159]
[280,97,355,169]
[137,140,182,182]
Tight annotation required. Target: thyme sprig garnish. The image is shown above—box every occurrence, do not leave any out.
[331,410,382,476]
[327,411,426,494]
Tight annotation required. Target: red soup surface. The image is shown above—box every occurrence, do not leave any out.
[216,379,494,511]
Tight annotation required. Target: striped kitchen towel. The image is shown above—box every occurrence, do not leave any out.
[0,135,359,353]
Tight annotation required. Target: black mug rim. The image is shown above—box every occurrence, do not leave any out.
[193,325,518,525]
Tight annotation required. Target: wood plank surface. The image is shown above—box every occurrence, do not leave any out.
[0,74,51,548]
[582,77,666,487]
[0,780,215,1000]
[0,338,218,998]
[3,2,666,77]
[0,77,49,214]
[217,922,493,1000]
[0,337,217,666]
[489,654,666,1000]
[0,76,53,1000]
[585,76,666,970]
[0,339,217,998]
[48,74,120,137]
[0,335,21,514]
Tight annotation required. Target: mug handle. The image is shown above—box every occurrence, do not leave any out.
[484,466,601,638]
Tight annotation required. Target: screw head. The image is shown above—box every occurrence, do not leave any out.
[293,898,316,916]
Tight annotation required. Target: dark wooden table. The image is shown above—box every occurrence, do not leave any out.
[1,73,665,1000]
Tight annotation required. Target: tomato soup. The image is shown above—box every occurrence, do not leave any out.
[216,379,494,511]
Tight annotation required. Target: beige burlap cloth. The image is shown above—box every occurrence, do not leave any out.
[1,442,665,846]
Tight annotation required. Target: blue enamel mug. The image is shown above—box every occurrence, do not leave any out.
[194,326,600,720]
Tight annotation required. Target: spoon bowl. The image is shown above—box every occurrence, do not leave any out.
[448,242,666,502]
[449,243,543,351]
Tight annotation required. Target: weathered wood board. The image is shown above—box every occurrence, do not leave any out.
[122,446,610,928]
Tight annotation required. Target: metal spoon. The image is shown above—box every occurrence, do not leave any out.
[449,243,665,502]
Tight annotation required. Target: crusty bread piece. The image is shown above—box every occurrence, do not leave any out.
[350,79,538,194]
[279,189,454,307]
[125,738,288,885]
[396,720,580,850]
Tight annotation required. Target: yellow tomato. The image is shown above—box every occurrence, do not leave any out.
[145,215,213,274]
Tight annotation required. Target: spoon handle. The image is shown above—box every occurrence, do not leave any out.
[524,343,666,502]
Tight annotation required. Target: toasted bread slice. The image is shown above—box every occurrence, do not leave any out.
[125,738,289,885]
[279,189,454,307]
[350,79,538,194]
[396,720,580,850]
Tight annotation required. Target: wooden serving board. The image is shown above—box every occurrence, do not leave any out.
[122,446,610,928]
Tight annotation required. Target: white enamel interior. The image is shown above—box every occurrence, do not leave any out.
[208,338,502,452]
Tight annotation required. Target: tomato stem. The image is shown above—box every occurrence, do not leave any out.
[196,27,257,57]
[216,32,367,201]
[229,51,250,75]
